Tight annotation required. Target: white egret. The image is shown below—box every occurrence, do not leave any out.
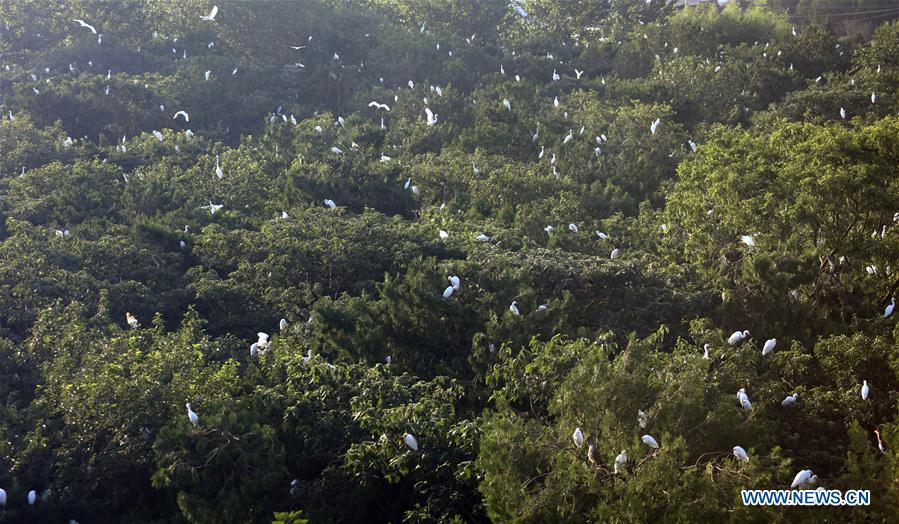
[884,297,895,318]
[0,488,5,506]
[476,233,490,242]
[871,92,877,104]
[762,338,777,356]
[614,450,628,473]
[702,343,710,359]
[73,19,97,34]
[204,70,211,81]
[425,107,438,126]
[642,435,659,449]
[575,69,584,79]
[153,130,164,141]
[861,380,870,400]
[740,235,755,247]
[728,330,750,346]
[610,248,620,259]
[596,231,609,239]
[449,276,460,290]
[840,107,846,119]
[503,99,511,111]
[323,199,336,208]
[875,429,887,454]
[279,318,288,331]
[439,230,449,240]
[552,69,560,81]
[650,118,660,134]
[186,403,199,426]
[568,223,578,232]
[201,202,223,214]
[126,312,139,329]
[442,285,455,300]
[733,446,749,462]
[544,225,554,235]
[173,110,189,122]
[215,155,223,179]
[509,301,520,316]
[403,432,419,451]
[738,389,752,411]
[563,130,573,143]
[28,490,36,505]
[782,393,798,407]
[200,5,219,21]
[572,427,584,448]
[536,304,548,312]
[791,469,813,488]
[368,101,390,111]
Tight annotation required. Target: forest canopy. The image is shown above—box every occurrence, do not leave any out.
[0,0,898,522]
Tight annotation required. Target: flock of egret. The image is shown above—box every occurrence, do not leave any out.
[3,2,895,511]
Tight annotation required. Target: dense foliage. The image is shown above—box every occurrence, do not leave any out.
[1,0,897,522]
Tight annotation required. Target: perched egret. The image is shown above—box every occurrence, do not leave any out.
[323,199,337,209]
[126,312,139,329]
[740,235,755,247]
[442,285,455,300]
[650,118,660,134]
[610,248,620,259]
[0,488,6,506]
[614,450,628,473]
[733,446,749,462]
[279,318,288,331]
[782,393,798,407]
[476,233,490,242]
[330,146,343,155]
[568,223,578,232]
[762,338,777,356]
[186,403,199,426]
[861,380,870,400]
[201,202,223,214]
[642,435,659,449]
[509,301,520,316]
[28,490,36,505]
[596,231,609,239]
[728,330,750,346]
[791,469,813,488]
[503,99,511,111]
[449,275,460,290]
[403,432,419,451]
[200,5,219,21]
[544,225,554,235]
[439,230,449,240]
[884,297,895,318]
[425,107,438,126]
[215,155,223,179]
[702,343,710,359]
[204,70,211,81]
[573,427,584,448]
[738,388,752,411]
[840,107,846,119]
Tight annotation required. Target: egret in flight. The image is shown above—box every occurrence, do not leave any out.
[173,110,189,122]
[368,101,390,111]
[74,19,97,34]
[200,5,219,21]
[201,202,223,214]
